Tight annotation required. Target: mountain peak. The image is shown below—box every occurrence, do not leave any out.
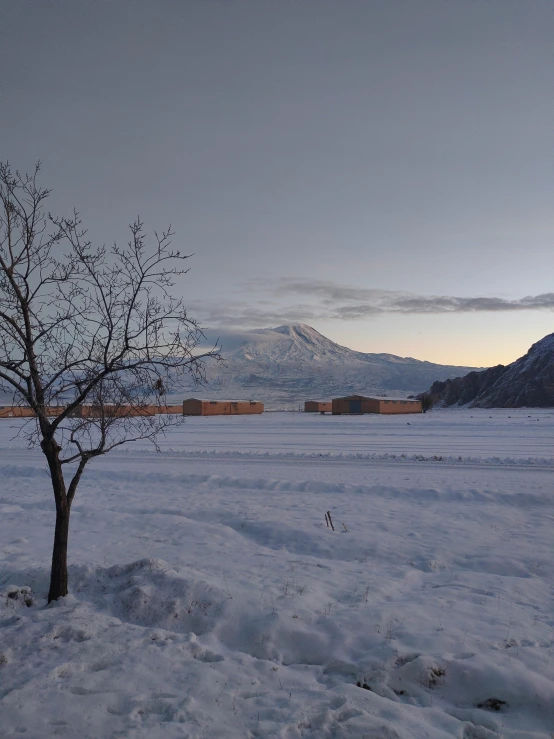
[529,332,554,356]
[170,323,481,408]
[271,323,327,344]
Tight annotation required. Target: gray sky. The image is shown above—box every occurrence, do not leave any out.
[2,0,553,365]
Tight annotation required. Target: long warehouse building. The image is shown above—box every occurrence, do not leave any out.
[182,399,264,416]
[332,395,422,415]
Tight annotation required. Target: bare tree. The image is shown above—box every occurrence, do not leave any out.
[0,162,219,602]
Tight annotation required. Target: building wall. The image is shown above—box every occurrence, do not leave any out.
[305,401,333,413]
[332,397,351,415]
[332,396,380,414]
[0,406,71,419]
[378,399,422,414]
[203,401,232,416]
[0,406,35,418]
[156,405,184,415]
[332,396,421,414]
[0,406,66,418]
[1,402,214,419]
[183,399,264,416]
[44,407,65,417]
[182,399,203,416]
[228,401,264,415]
[80,405,156,418]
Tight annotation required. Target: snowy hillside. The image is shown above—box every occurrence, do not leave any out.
[427,332,554,408]
[175,324,479,407]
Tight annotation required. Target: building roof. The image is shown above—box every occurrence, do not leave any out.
[184,398,262,403]
[371,396,421,402]
[333,395,420,402]
[333,395,371,401]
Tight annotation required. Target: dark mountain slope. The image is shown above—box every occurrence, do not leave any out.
[426,333,554,408]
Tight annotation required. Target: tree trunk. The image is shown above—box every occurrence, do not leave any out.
[48,501,70,602]
[42,435,71,604]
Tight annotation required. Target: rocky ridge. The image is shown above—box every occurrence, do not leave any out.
[425,333,554,408]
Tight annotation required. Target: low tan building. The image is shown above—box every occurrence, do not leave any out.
[332,395,422,415]
[78,405,157,418]
[0,406,35,418]
[182,399,264,416]
[156,405,184,415]
[0,406,66,418]
[304,401,333,413]
[45,406,66,417]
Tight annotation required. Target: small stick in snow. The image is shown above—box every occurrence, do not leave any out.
[326,511,335,531]
[342,523,348,532]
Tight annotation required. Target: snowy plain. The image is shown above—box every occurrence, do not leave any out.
[1,409,553,738]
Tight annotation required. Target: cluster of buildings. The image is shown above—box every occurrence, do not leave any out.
[1,394,421,419]
[182,395,421,415]
[305,395,422,415]
[180,394,421,416]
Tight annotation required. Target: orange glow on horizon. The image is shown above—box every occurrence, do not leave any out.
[325,313,554,370]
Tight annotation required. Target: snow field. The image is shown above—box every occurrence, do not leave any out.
[0,410,553,738]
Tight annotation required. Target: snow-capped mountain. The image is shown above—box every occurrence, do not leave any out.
[425,332,554,408]
[176,324,480,408]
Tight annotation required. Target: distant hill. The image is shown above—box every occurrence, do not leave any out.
[173,323,480,408]
[425,333,554,408]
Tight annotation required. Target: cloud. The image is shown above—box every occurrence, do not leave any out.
[189,299,324,329]
[272,279,554,316]
[272,279,389,305]
[191,281,554,330]
[385,293,554,314]
[332,304,383,319]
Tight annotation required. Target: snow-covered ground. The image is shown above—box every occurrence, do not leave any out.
[1,409,553,738]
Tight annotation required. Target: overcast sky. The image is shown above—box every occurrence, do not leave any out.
[2,0,553,366]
